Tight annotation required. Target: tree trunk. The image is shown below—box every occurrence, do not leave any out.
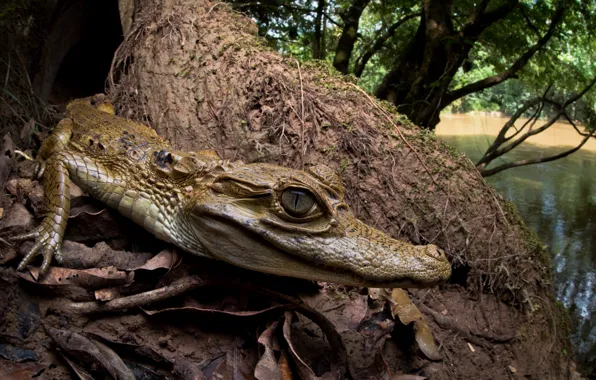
[312,0,325,59]
[375,0,521,129]
[332,0,370,74]
[108,0,571,377]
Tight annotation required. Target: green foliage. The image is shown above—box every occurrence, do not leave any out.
[237,1,596,121]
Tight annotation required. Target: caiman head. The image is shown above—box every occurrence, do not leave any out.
[189,163,451,288]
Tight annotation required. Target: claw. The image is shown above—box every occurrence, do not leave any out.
[17,239,43,271]
[11,224,61,279]
[54,248,64,264]
[39,247,55,278]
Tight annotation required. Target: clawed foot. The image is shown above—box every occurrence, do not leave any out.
[11,220,64,278]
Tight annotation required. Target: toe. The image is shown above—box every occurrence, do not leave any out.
[17,240,43,271]
[11,230,40,242]
[39,247,54,278]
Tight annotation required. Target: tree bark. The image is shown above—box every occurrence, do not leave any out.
[332,0,370,74]
[108,0,571,376]
[375,0,523,129]
[312,0,325,60]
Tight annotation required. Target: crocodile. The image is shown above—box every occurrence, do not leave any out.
[12,95,451,287]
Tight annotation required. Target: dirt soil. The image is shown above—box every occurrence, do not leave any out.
[0,0,585,379]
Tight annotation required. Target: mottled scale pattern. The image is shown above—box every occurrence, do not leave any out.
[13,95,207,275]
[12,94,451,287]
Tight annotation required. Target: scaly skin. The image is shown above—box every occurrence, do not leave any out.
[13,95,451,287]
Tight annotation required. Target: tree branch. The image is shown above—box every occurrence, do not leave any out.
[480,128,596,177]
[462,0,519,37]
[476,97,542,167]
[519,3,541,38]
[353,12,421,77]
[476,74,596,175]
[323,11,342,27]
[447,4,564,103]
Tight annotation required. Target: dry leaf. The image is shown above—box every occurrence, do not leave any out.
[255,322,282,380]
[389,289,442,361]
[45,326,118,378]
[26,266,132,289]
[282,312,319,380]
[95,287,121,301]
[134,249,179,271]
[0,359,45,380]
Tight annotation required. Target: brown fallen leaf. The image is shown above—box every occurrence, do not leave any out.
[59,352,95,380]
[25,265,132,289]
[389,289,442,361]
[279,351,293,380]
[0,203,33,233]
[134,249,179,271]
[83,332,175,366]
[282,311,330,380]
[370,288,442,362]
[95,287,121,301]
[210,339,258,380]
[90,338,135,380]
[255,321,282,380]
[44,326,118,378]
[0,358,45,380]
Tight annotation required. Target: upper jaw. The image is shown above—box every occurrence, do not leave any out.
[190,203,451,287]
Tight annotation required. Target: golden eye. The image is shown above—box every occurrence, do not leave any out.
[281,188,316,217]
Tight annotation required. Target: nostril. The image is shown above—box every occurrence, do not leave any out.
[423,245,446,261]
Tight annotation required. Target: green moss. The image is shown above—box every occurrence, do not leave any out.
[339,158,349,172]
[323,145,337,154]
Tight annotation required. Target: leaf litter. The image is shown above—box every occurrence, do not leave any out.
[0,148,465,379]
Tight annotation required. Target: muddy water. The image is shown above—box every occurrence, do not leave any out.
[437,114,596,371]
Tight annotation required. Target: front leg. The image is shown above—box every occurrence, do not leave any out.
[13,156,71,276]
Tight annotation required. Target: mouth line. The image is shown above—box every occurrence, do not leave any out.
[191,207,447,287]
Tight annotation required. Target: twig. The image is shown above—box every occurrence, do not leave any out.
[4,55,9,88]
[349,83,448,198]
[66,276,204,313]
[0,237,14,248]
[207,2,225,16]
[14,150,33,161]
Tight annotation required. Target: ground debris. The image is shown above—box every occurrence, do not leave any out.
[0,359,45,379]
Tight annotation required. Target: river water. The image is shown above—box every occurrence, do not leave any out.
[436,114,595,371]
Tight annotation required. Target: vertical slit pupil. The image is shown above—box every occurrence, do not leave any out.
[293,193,301,209]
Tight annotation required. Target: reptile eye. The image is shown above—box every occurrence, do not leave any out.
[281,188,316,217]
